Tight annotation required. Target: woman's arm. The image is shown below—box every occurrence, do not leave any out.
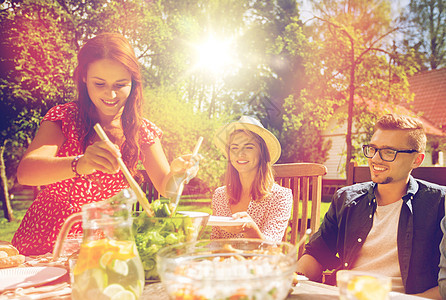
[259,187,293,242]
[210,188,225,239]
[17,120,121,186]
[17,121,66,185]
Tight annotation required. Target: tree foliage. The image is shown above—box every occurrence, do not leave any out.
[301,0,418,174]
[0,0,316,198]
[0,0,77,189]
[0,0,429,214]
[0,0,78,219]
[399,0,446,70]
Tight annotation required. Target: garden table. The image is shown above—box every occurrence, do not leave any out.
[143,280,430,300]
[0,257,431,300]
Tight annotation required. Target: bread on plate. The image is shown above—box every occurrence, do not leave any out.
[0,241,25,269]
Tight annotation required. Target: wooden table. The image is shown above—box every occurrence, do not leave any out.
[0,270,430,299]
[143,280,430,300]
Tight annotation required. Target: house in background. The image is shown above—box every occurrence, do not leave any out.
[402,68,446,166]
[404,68,446,131]
[321,68,446,180]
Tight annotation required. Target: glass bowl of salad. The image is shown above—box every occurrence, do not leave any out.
[132,200,209,281]
[156,238,298,300]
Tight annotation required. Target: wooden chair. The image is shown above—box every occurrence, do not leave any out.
[273,163,328,257]
[347,162,446,186]
[134,170,159,211]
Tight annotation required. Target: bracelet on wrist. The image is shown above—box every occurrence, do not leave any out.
[71,155,84,177]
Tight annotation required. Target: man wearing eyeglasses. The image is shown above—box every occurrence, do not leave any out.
[297,114,445,298]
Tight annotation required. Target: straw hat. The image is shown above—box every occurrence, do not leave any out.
[213,116,281,164]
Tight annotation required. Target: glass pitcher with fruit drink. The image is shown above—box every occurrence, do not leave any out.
[56,189,145,300]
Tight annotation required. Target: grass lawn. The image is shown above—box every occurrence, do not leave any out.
[0,188,331,242]
[0,188,33,242]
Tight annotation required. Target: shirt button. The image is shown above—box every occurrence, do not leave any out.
[369,214,372,218]
[357,238,362,243]
[344,262,348,267]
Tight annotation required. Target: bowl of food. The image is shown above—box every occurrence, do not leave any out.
[156,238,297,300]
[133,200,209,281]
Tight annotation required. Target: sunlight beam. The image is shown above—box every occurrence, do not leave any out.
[193,36,237,76]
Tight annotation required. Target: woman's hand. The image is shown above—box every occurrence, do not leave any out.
[169,154,202,188]
[222,212,264,239]
[76,140,121,175]
[170,154,200,176]
[17,120,122,186]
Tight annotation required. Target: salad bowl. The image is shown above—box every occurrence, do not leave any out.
[133,204,209,281]
[156,238,297,300]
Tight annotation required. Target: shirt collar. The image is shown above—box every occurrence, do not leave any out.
[367,176,418,213]
[405,175,419,197]
[403,175,419,213]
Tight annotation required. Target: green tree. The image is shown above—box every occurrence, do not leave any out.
[271,17,333,163]
[0,0,174,219]
[144,86,227,192]
[1,0,325,204]
[301,0,417,176]
[0,0,77,220]
[154,0,323,166]
[400,0,446,70]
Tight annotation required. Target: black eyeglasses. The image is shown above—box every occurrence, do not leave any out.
[362,145,418,162]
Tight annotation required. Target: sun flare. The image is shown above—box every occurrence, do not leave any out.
[194,36,237,76]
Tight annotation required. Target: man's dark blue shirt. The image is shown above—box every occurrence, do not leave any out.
[305,176,446,294]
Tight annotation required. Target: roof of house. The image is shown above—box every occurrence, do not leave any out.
[393,104,445,137]
[405,68,446,130]
[360,98,445,137]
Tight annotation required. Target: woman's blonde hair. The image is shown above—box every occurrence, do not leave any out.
[225,129,275,204]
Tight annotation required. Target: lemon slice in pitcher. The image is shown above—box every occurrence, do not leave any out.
[99,251,114,269]
[110,259,129,276]
[109,240,135,260]
[103,284,125,297]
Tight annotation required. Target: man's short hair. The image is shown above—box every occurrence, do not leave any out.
[374,114,427,152]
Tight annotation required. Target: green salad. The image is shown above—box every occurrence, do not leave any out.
[133,200,196,280]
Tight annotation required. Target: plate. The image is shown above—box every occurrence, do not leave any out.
[389,291,427,299]
[297,274,309,281]
[0,267,67,291]
[207,216,249,226]
[178,211,210,218]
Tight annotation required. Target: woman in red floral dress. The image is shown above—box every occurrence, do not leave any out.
[211,116,292,242]
[12,33,195,255]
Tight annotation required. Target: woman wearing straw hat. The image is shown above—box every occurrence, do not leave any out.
[211,116,292,242]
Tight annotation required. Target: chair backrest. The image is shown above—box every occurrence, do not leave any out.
[347,162,446,186]
[134,170,159,211]
[273,163,327,257]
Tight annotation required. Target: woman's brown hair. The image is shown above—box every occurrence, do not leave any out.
[73,32,142,176]
[225,130,275,204]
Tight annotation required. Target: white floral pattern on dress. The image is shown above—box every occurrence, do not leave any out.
[12,102,162,255]
[210,183,293,242]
